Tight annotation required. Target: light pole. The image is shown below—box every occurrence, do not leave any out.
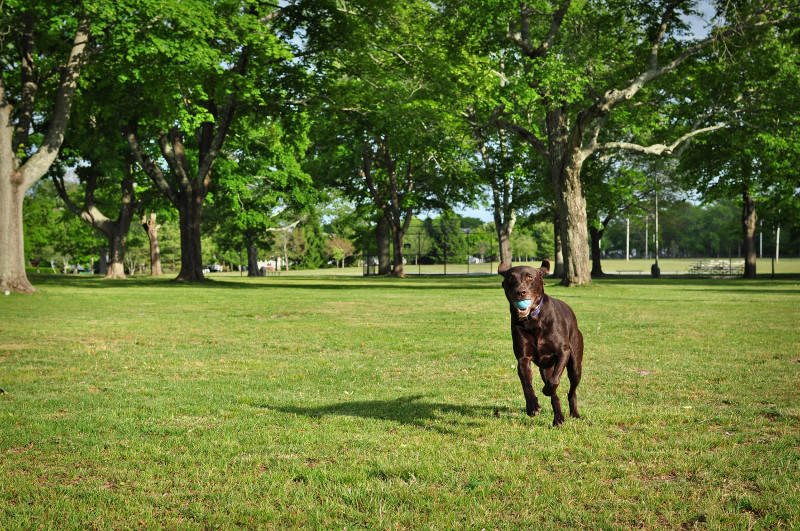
[651,174,661,278]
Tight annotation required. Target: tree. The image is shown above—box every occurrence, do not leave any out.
[0,2,92,293]
[108,0,298,282]
[678,17,800,277]
[424,212,469,265]
[51,156,140,279]
[304,1,469,277]
[141,213,163,276]
[442,0,797,285]
[206,113,313,277]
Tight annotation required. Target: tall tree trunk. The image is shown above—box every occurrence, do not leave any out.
[176,192,206,281]
[496,225,512,266]
[742,188,757,279]
[0,178,34,293]
[142,213,163,276]
[247,242,259,277]
[376,216,391,275]
[589,225,605,277]
[107,232,126,278]
[480,133,516,267]
[547,109,591,286]
[390,213,406,278]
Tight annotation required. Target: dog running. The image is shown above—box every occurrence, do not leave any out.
[498,260,583,426]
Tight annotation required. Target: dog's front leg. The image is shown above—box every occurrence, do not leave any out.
[516,356,542,417]
[540,350,569,397]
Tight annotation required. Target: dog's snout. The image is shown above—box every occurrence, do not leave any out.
[516,288,527,298]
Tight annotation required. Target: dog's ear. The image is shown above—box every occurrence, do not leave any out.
[498,261,510,277]
[539,260,551,276]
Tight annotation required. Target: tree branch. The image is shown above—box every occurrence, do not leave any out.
[489,105,549,156]
[21,17,91,188]
[122,124,179,204]
[592,121,730,158]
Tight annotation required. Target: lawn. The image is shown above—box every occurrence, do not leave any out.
[1,273,799,529]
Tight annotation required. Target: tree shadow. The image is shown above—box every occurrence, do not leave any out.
[267,394,514,434]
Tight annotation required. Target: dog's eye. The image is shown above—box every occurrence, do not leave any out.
[526,275,533,281]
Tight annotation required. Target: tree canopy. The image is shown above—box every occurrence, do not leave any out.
[3,0,799,290]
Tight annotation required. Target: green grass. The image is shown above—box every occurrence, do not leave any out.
[1,273,799,529]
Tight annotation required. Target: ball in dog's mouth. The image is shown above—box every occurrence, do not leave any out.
[513,299,533,318]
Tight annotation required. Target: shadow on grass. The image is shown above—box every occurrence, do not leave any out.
[268,394,513,434]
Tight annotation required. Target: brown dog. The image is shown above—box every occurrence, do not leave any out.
[498,260,583,426]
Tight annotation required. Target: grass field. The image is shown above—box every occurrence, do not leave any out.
[390,257,800,277]
[1,273,799,529]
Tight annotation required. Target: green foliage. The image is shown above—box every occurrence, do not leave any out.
[294,211,327,269]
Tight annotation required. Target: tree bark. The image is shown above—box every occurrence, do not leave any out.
[247,243,259,276]
[0,18,91,293]
[142,213,163,276]
[376,216,391,275]
[742,188,757,279]
[496,224,512,266]
[106,232,127,278]
[175,190,207,281]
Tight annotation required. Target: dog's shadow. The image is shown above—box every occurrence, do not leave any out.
[267,394,512,434]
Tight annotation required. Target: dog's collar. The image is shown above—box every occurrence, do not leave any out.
[518,296,544,322]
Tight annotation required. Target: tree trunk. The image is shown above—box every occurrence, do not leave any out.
[105,231,127,279]
[175,194,206,281]
[496,225,512,266]
[0,177,35,293]
[484,135,516,267]
[376,216,391,275]
[247,243,259,277]
[742,189,757,279]
[390,214,406,278]
[142,213,163,276]
[547,108,591,286]
[589,225,605,277]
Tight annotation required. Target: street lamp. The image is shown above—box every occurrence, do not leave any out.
[651,173,661,278]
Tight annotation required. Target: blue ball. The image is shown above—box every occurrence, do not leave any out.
[513,299,532,310]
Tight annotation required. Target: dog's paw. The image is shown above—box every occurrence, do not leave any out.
[526,405,542,417]
[552,415,565,427]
